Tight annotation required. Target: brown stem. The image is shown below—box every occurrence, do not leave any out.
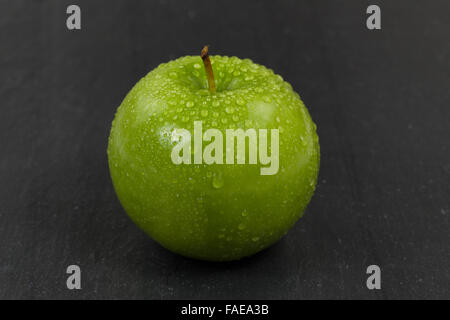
[201,45,216,93]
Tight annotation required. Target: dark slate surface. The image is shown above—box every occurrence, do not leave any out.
[0,0,449,299]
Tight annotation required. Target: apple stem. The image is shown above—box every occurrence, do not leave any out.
[201,46,216,94]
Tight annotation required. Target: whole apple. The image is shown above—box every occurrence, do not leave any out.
[108,47,319,261]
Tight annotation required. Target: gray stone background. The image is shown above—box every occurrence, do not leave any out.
[0,0,449,299]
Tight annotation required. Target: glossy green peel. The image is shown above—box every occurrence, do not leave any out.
[107,54,320,261]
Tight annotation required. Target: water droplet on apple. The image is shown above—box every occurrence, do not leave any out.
[251,237,260,242]
[212,173,224,189]
[186,101,194,108]
[241,211,248,217]
[238,223,246,230]
[225,106,234,114]
[263,96,272,103]
[201,110,208,117]
[300,136,307,146]
[236,98,245,106]
[193,63,201,69]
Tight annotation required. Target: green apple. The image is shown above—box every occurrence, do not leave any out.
[107,47,319,261]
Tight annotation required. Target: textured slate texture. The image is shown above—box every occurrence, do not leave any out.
[0,0,449,299]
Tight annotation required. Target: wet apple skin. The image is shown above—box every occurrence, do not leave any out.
[108,56,320,261]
